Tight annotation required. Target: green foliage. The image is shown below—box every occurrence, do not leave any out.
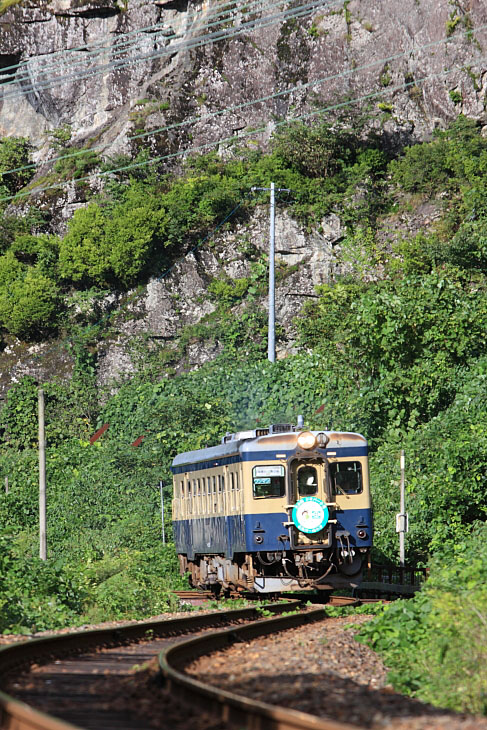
[297,267,487,440]
[371,357,487,562]
[446,13,461,36]
[0,136,34,196]
[0,532,87,633]
[54,149,100,180]
[10,233,60,274]
[58,187,168,287]
[0,0,23,13]
[449,89,462,105]
[390,116,487,195]
[0,531,182,632]
[0,267,62,339]
[271,121,359,179]
[0,249,24,287]
[208,275,250,305]
[358,524,487,715]
[0,376,38,449]
[0,208,46,252]
[379,65,392,87]
[48,125,72,149]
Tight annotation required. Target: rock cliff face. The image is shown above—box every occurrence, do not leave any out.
[2,0,487,157]
[1,0,486,388]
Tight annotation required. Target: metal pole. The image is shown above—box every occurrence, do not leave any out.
[39,388,47,561]
[159,480,166,545]
[268,182,276,363]
[399,450,405,568]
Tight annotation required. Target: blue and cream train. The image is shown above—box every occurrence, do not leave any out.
[171,420,372,593]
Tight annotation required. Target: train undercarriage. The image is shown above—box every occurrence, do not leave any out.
[179,547,369,593]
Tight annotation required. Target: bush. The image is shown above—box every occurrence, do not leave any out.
[0,267,62,339]
[0,532,86,633]
[0,136,34,195]
[390,116,487,196]
[357,523,487,715]
[58,187,168,288]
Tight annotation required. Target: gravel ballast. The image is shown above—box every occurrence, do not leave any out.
[186,614,487,730]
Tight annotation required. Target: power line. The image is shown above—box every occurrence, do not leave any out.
[1,33,485,203]
[1,0,312,88]
[0,0,336,104]
[2,17,484,181]
[0,0,235,78]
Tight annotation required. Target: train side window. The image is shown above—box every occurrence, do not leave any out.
[221,475,225,492]
[207,476,211,495]
[297,465,318,496]
[330,461,362,495]
[212,476,216,494]
[187,480,192,514]
[230,473,235,490]
[252,465,285,498]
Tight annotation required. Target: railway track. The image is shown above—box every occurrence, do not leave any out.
[172,590,366,606]
[0,597,371,730]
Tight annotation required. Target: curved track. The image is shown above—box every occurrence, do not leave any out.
[0,599,366,730]
[161,606,361,730]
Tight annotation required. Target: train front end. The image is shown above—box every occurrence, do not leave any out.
[240,425,372,592]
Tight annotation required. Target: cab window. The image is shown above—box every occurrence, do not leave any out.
[297,465,318,496]
[253,465,285,498]
[330,461,362,495]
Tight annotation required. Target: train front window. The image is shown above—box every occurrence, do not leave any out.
[253,465,285,498]
[297,465,318,496]
[330,461,362,495]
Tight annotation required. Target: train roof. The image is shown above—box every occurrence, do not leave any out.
[171,426,367,469]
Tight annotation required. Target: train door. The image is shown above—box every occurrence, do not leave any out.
[288,459,332,548]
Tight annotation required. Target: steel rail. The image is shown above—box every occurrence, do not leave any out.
[0,600,300,730]
[160,606,364,730]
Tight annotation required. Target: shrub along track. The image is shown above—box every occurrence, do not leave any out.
[0,599,362,730]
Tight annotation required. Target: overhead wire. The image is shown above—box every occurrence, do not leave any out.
[0,0,239,79]
[0,0,321,88]
[1,22,486,203]
[2,17,485,182]
[0,0,339,104]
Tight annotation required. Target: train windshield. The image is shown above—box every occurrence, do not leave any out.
[330,461,362,494]
[253,465,285,498]
[297,465,318,496]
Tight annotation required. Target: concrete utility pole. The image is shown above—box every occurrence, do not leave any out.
[251,183,290,363]
[39,388,47,561]
[395,449,408,567]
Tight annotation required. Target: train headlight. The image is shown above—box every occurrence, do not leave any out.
[297,431,316,450]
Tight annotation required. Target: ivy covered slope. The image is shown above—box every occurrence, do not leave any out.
[1,116,487,703]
